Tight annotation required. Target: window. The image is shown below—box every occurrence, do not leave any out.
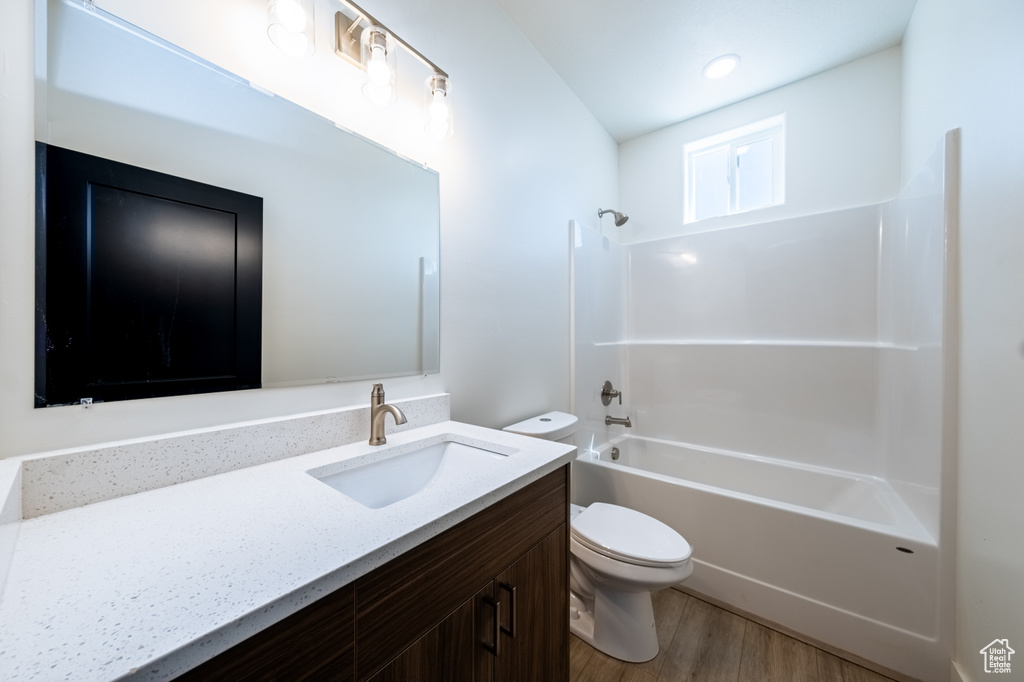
[684,115,785,223]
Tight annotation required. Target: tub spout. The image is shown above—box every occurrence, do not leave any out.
[605,415,632,428]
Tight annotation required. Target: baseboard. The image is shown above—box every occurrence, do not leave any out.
[674,584,926,682]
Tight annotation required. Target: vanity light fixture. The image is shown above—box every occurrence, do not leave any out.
[703,54,740,79]
[335,0,453,136]
[267,0,315,58]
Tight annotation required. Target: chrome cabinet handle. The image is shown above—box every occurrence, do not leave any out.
[483,595,500,656]
[499,582,516,638]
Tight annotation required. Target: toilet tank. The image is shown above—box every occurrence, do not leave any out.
[503,411,578,444]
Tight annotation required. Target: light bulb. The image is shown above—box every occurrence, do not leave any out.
[366,45,391,86]
[274,0,307,32]
[267,0,313,58]
[424,75,452,139]
[428,90,449,123]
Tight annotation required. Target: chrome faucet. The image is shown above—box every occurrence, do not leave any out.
[605,415,632,428]
[369,383,408,445]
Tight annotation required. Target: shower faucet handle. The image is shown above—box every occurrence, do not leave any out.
[601,380,622,406]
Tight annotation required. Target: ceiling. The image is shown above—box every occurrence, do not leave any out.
[493,0,918,143]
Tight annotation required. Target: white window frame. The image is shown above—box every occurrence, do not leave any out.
[683,114,786,224]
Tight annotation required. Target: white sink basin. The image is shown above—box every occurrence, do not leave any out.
[313,441,509,509]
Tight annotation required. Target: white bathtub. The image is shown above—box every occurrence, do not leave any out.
[571,435,945,681]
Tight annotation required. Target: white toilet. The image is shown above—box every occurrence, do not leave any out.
[503,412,694,663]
[568,502,692,662]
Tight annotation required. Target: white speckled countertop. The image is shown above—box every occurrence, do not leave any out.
[0,421,575,681]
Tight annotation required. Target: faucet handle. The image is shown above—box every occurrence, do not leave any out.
[370,383,385,409]
[601,380,622,406]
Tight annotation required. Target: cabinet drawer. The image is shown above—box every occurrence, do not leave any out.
[355,466,568,680]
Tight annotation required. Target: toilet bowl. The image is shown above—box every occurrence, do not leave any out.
[569,502,692,662]
[502,413,694,663]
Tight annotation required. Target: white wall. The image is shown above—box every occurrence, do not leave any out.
[619,47,902,244]
[0,0,618,458]
[901,1,1024,679]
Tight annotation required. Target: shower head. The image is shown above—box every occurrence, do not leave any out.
[598,208,629,227]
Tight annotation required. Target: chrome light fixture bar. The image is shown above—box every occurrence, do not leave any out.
[334,0,448,79]
[335,0,453,137]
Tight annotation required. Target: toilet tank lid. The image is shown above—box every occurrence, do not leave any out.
[503,411,578,440]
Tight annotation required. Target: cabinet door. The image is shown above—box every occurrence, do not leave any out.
[495,524,568,682]
[367,582,495,682]
[355,468,566,680]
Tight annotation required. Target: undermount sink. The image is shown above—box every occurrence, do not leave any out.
[312,441,509,509]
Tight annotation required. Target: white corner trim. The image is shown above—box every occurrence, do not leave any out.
[950,659,971,682]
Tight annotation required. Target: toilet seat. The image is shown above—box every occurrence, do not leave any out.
[571,502,691,568]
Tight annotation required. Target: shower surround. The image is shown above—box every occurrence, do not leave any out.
[571,131,958,681]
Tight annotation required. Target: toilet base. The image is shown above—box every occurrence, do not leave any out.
[569,588,659,663]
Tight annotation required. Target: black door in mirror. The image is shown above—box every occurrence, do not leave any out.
[35,143,263,407]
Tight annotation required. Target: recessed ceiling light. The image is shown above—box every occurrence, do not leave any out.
[703,54,740,79]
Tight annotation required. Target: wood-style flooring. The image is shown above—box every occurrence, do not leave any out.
[570,589,900,682]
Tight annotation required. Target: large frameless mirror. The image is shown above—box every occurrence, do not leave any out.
[37,0,440,402]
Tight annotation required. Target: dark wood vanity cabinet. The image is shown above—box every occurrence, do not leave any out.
[369,525,568,682]
[178,465,569,682]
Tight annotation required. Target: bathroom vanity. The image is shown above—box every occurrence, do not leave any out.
[179,467,568,681]
[0,414,575,681]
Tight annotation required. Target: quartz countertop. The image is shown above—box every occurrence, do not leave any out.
[0,421,576,681]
